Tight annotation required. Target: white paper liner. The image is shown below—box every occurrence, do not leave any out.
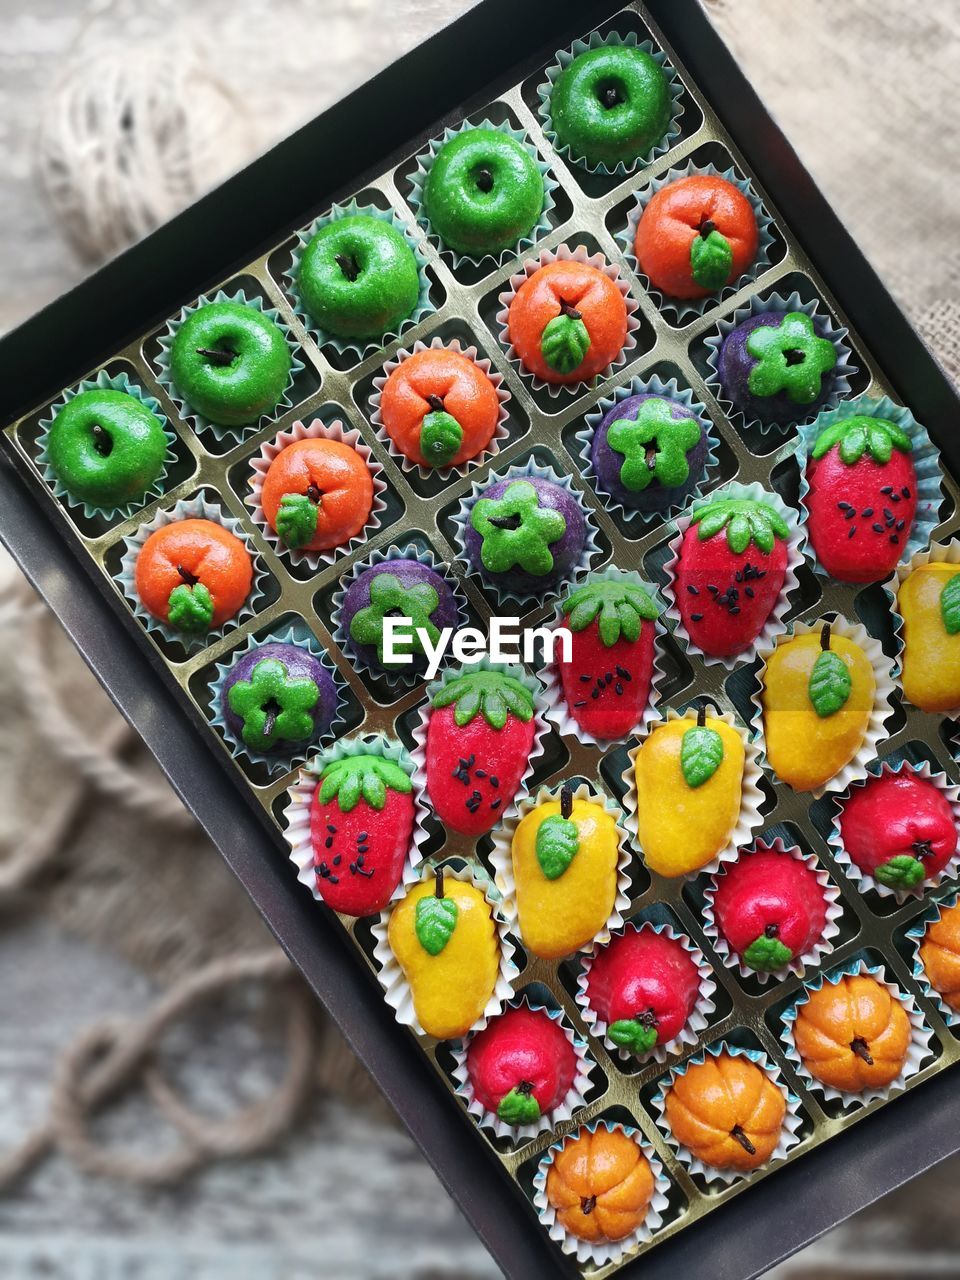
[450,994,594,1142]
[368,337,511,480]
[36,368,177,521]
[370,859,518,1040]
[537,29,684,178]
[749,611,896,798]
[575,373,719,524]
[330,542,467,688]
[907,890,960,1027]
[661,479,807,670]
[619,161,777,322]
[781,959,934,1111]
[539,566,667,749]
[452,456,600,607]
[488,780,632,958]
[495,244,641,398]
[825,757,960,901]
[575,921,717,1064]
[406,116,558,268]
[245,417,387,571]
[702,838,843,984]
[797,395,944,580]
[651,1041,803,1186]
[410,657,549,832]
[621,706,765,882]
[154,288,305,441]
[116,493,268,653]
[532,1120,672,1267]
[704,289,856,434]
[884,537,960,720]
[284,198,434,359]
[208,623,346,773]
[281,733,429,912]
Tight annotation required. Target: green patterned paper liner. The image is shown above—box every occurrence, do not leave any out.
[406,117,558,269]
[883,538,960,721]
[284,199,434,360]
[36,368,177,522]
[117,493,268,655]
[538,29,684,178]
[907,890,960,1028]
[154,288,305,442]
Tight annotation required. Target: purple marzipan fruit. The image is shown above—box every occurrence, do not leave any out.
[340,559,459,673]
[717,309,838,426]
[591,392,708,514]
[220,641,336,755]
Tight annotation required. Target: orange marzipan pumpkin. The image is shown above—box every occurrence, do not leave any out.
[664,1051,785,1172]
[546,1126,654,1243]
[919,901,960,1011]
[793,974,911,1092]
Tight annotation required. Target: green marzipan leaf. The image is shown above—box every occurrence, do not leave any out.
[167,582,214,634]
[690,228,734,291]
[811,415,913,466]
[608,1019,658,1056]
[540,313,591,375]
[497,1088,541,1125]
[875,855,926,890]
[727,514,752,555]
[743,935,793,972]
[680,725,724,788]
[276,492,319,550]
[431,669,535,726]
[561,579,658,647]
[691,497,788,553]
[535,814,580,880]
[415,894,459,955]
[940,574,960,636]
[420,410,463,468]
[317,754,412,812]
[808,649,852,718]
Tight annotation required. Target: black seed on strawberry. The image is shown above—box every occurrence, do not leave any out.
[902,486,911,498]
[838,501,854,511]
[326,823,337,834]
[890,534,900,545]
[476,768,487,779]
[490,798,501,810]
[490,776,499,788]
[333,855,341,866]
[325,836,334,849]
[591,688,600,700]
[861,508,874,518]
[579,674,591,683]
[616,665,631,681]
[687,584,700,595]
[891,492,901,503]
[872,523,884,534]
[708,584,719,594]
[605,672,614,685]
[691,612,704,621]
[574,700,587,707]
[615,682,623,695]
[880,486,893,495]
[745,586,755,598]
[848,526,857,538]
[897,518,906,531]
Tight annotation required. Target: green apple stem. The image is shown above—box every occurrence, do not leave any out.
[560,785,573,820]
[195,346,236,367]
[475,166,494,193]
[335,253,360,283]
[90,423,112,456]
[821,622,832,651]
[599,83,622,109]
[850,1036,874,1066]
[730,1125,757,1156]
[176,564,199,586]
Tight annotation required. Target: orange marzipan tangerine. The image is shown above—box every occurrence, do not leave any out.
[793,974,911,1093]
[135,518,253,626]
[380,347,500,468]
[507,259,628,384]
[260,437,374,552]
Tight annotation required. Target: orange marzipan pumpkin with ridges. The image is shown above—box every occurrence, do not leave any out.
[793,974,911,1092]
[379,347,500,469]
[546,1126,654,1243]
[135,518,253,630]
[664,1051,785,1172]
[507,260,628,385]
[919,901,960,1011]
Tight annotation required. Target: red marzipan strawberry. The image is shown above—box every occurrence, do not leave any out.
[838,766,958,890]
[466,1004,577,1125]
[712,845,828,972]
[556,575,658,740]
[805,414,917,583]
[425,668,536,837]
[676,495,789,658]
[309,750,414,916]
[585,926,700,1056]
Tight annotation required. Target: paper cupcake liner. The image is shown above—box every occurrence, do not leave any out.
[452,456,600,607]
[539,565,667,749]
[619,161,777,322]
[576,921,717,1064]
[406,117,558,269]
[661,479,807,670]
[117,494,267,653]
[281,733,429,910]
[702,838,843,984]
[450,993,594,1142]
[651,1040,803,1186]
[532,1119,672,1267]
[207,623,346,773]
[884,537,960,720]
[154,288,305,442]
[370,858,518,1040]
[781,959,934,1110]
[36,368,177,521]
[621,706,765,882]
[749,611,897,799]
[330,542,468,688]
[825,757,960,901]
[704,289,856,434]
[369,337,511,480]
[575,373,720,525]
[488,780,632,957]
[284,199,434,359]
[495,244,642,398]
[246,417,387,571]
[537,29,685,178]
[797,395,944,580]
[907,890,960,1028]
[410,657,549,831]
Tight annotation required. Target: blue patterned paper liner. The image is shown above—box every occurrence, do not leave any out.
[154,288,305,442]
[907,889,960,1027]
[882,537,960,720]
[36,368,177,521]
